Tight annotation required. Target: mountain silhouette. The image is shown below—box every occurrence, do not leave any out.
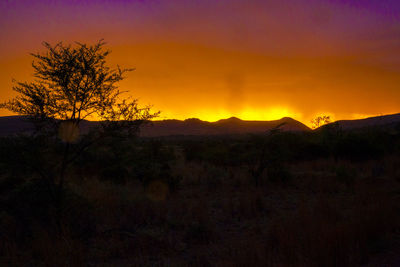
[0,116,35,136]
[1,113,400,137]
[0,116,309,137]
[139,117,310,137]
[323,113,400,130]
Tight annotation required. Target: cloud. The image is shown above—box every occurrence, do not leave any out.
[0,0,400,123]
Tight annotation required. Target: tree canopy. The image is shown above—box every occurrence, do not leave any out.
[0,40,158,134]
[311,115,331,129]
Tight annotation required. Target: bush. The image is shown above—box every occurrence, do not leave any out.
[334,134,384,161]
[335,165,356,189]
[267,162,292,184]
[3,179,95,243]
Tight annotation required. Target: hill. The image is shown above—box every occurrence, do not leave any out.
[2,113,400,137]
[325,113,400,130]
[0,116,35,136]
[0,116,309,137]
[139,117,310,137]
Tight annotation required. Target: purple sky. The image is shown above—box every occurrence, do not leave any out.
[1,0,399,56]
[1,0,400,123]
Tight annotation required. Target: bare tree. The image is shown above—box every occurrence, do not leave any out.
[0,40,159,229]
[1,40,157,130]
[311,115,331,129]
[250,122,286,186]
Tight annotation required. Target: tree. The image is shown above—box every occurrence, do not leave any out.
[311,115,331,129]
[0,40,159,229]
[250,122,286,186]
[1,40,157,132]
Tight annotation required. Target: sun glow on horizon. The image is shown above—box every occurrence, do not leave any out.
[158,106,303,123]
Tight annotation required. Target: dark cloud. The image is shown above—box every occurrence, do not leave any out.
[1,0,400,124]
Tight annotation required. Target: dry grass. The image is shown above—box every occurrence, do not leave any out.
[1,152,400,266]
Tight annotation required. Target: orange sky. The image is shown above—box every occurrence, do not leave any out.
[1,0,400,126]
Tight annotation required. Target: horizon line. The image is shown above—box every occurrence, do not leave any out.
[2,112,400,126]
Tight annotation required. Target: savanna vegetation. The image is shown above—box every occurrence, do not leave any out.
[1,122,400,266]
[0,41,399,266]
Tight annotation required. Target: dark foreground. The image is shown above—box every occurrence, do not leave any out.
[0,125,400,266]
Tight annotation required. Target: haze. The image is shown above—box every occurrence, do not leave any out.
[1,0,400,126]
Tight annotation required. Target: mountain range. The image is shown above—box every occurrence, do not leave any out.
[0,113,400,137]
[330,113,400,130]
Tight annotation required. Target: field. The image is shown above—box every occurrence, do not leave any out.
[1,125,400,266]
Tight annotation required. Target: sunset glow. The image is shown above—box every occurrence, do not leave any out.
[1,0,400,125]
[160,106,300,123]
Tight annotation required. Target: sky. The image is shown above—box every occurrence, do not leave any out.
[1,0,400,125]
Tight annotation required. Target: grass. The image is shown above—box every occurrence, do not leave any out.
[1,130,400,266]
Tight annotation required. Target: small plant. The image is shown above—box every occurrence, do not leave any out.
[267,162,292,184]
[335,165,355,189]
[311,115,331,129]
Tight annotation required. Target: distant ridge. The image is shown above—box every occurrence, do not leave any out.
[324,113,400,130]
[0,116,35,136]
[1,113,400,137]
[140,116,310,137]
[0,116,310,137]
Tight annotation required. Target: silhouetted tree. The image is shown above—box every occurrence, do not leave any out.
[1,40,157,130]
[311,115,331,129]
[250,122,286,186]
[0,40,158,230]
